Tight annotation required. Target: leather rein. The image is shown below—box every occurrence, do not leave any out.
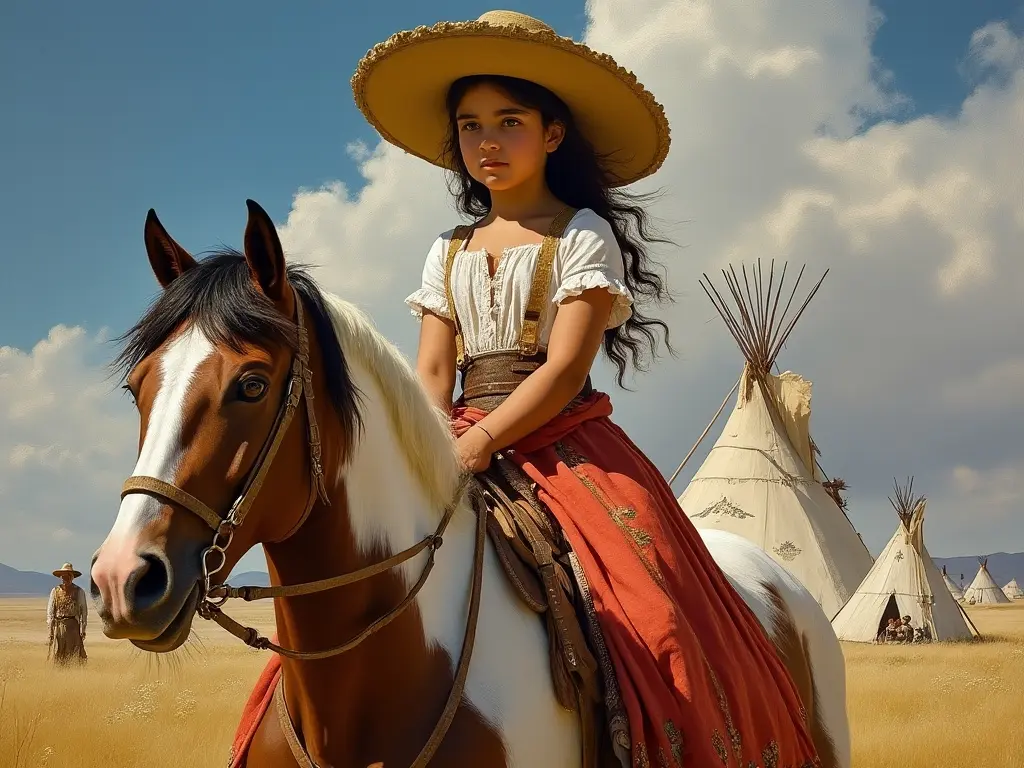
[119,286,481,767]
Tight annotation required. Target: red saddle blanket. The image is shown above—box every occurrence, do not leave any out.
[228,650,281,768]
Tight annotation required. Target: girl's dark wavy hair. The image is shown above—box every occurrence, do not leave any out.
[443,74,672,387]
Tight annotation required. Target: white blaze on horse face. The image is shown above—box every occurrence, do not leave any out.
[106,326,215,549]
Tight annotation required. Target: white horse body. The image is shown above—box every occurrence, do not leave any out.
[304,296,851,767]
[699,529,852,768]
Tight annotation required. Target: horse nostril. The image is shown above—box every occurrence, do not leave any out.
[132,553,170,610]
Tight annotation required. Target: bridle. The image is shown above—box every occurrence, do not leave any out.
[119,286,483,767]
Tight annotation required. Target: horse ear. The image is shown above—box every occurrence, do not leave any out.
[144,209,197,288]
[242,199,288,302]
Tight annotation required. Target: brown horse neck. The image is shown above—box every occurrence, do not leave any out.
[262,489,486,766]
[250,307,505,765]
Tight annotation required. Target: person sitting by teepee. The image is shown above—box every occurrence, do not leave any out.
[896,616,915,643]
[883,618,900,643]
[874,620,889,644]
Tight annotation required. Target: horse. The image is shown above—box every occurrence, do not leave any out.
[90,199,850,768]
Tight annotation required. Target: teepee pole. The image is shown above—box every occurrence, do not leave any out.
[958,601,982,638]
[687,260,833,492]
[668,378,740,488]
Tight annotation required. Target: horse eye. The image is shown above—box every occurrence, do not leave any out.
[238,377,269,402]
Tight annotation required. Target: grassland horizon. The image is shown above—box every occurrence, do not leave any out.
[2,598,1023,767]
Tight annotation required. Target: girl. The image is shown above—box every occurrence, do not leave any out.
[353,9,822,767]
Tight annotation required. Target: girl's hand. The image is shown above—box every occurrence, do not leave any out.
[457,425,494,473]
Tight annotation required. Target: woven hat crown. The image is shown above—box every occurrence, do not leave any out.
[350,9,670,186]
[476,10,554,33]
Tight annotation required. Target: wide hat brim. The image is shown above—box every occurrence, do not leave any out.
[53,564,82,578]
[351,15,670,187]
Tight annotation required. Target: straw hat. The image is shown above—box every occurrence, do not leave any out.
[53,562,82,579]
[351,10,670,187]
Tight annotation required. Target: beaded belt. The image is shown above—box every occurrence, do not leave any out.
[460,351,593,412]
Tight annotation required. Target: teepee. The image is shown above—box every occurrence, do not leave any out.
[676,261,873,620]
[942,566,964,601]
[963,559,1011,605]
[1002,579,1024,600]
[831,478,978,642]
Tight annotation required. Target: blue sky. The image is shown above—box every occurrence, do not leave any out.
[1,0,1020,351]
[1,0,1023,576]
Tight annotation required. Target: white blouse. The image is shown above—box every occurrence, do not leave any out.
[405,208,634,356]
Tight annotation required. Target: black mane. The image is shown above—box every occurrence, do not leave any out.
[113,249,361,444]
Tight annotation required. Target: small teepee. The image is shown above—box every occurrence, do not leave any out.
[831,478,978,642]
[1002,578,1024,600]
[676,261,873,620]
[942,565,964,601]
[963,559,1011,605]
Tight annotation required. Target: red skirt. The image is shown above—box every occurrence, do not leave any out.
[231,393,820,767]
[454,393,819,767]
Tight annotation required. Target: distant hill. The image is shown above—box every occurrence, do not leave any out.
[932,552,1024,590]
[228,570,271,587]
[5,555,1023,596]
[0,563,272,595]
[0,563,58,595]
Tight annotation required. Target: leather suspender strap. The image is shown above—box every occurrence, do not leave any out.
[444,224,475,371]
[444,206,576,368]
[517,207,578,358]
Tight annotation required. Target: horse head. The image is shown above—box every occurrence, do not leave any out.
[88,200,582,766]
[90,199,359,652]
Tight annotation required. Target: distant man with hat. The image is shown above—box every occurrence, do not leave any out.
[47,562,89,665]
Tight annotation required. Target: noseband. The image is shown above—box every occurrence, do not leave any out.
[119,286,481,767]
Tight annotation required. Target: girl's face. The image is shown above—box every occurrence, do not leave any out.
[455,83,564,193]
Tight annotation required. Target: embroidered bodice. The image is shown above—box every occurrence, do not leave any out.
[405,208,633,356]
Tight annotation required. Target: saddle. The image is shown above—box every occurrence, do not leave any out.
[476,456,623,768]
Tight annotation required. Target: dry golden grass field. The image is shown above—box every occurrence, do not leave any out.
[2,597,1023,768]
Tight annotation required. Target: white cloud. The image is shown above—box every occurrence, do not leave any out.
[941,358,1024,411]
[2,2,1023,572]
[964,21,1024,81]
[947,459,1024,526]
[0,327,137,571]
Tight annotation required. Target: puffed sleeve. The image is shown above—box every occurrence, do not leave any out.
[405,233,453,320]
[552,210,634,329]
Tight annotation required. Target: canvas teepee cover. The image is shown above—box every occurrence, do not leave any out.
[963,559,1011,605]
[677,261,873,620]
[1004,579,1024,600]
[942,565,964,601]
[831,478,977,642]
